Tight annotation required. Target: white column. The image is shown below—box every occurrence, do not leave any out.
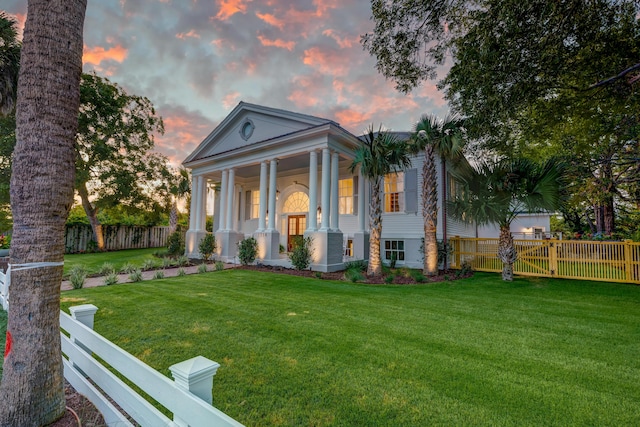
[258,161,268,231]
[225,168,235,231]
[218,170,228,231]
[268,159,278,231]
[199,176,207,231]
[330,151,339,231]
[189,176,198,230]
[358,171,366,232]
[195,175,205,231]
[308,151,318,231]
[320,148,330,230]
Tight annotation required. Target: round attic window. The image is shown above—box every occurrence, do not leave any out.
[240,119,255,141]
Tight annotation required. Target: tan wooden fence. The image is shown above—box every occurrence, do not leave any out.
[449,237,640,284]
[64,225,170,253]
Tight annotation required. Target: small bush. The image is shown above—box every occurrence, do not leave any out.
[289,236,313,270]
[409,269,426,283]
[344,260,367,272]
[128,269,143,282]
[69,266,86,290]
[167,231,185,256]
[120,262,137,274]
[153,270,165,280]
[238,237,258,266]
[153,249,168,258]
[197,263,208,274]
[456,261,473,277]
[199,234,216,261]
[215,261,225,271]
[162,257,174,268]
[142,259,160,271]
[314,271,323,279]
[103,272,119,286]
[175,255,189,267]
[177,267,187,277]
[384,275,394,284]
[344,268,365,283]
[279,244,286,253]
[98,262,115,276]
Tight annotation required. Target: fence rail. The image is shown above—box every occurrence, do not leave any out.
[64,225,169,253]
[450,237,640,284]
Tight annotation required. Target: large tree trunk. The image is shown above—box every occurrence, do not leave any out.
[0,1,86,426]
[368,178,383,276]
[422,145,438,276]
[440,154,448,270]
[497,225,517,281]
[169,201,178,234]
[77,182,105,250]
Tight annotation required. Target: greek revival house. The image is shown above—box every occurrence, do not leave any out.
[183,102,477,272]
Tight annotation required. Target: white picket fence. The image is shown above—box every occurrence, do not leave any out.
[0,277,243,427]
[60,306,244,427]
[0,269,7,310]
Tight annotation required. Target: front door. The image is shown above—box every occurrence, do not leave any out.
[287,215,306,251]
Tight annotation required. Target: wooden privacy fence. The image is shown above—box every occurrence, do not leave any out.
[65,225,169,253]
[449,237,640,284]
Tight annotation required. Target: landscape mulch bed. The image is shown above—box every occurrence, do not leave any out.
[236,264,472,284]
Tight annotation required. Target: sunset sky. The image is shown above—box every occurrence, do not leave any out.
[4,1,451,167]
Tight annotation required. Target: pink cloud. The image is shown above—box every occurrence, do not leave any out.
[303,47,349,76]
[256,12,285,30]
[222,92,241,109]
[83,44,128,65]
[322,29,357,48]
[257,35,295,51]
[213,0,251,21]
[334,108,371,130]
[176,29,201,40]
[155,108,215,167]
[288,75,324,109]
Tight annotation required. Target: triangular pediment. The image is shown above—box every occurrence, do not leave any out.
[184,102,334,164]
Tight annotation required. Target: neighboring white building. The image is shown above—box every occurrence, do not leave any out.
[182,102,476,271]
[477,213,554,239]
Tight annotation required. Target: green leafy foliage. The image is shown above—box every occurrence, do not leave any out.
[288,236,313,270]
[198,234,216,261]
[68,266,87,290]
[238,237,258,266]
[128,269,143,282]
[166,231,185,257]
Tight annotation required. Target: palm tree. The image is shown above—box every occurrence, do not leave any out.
[0,11,21,115]
[410,114,464,276]
[169,167,191,233]
[350,125,412,276]
[449,158,565,281]
[0,1,87,425]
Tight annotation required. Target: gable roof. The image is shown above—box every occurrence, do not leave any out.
[183,102,341,165]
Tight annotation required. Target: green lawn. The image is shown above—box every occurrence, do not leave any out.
[47,271,640,426]
[63,247,160,276]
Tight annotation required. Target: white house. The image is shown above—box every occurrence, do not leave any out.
[183,102,476,271]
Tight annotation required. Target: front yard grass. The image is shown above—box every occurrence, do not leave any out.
[49,271,640,426]
[63,247,160,276]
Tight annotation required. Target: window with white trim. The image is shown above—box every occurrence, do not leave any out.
[250,190,260,219]
[339,178,353,215]
[384,173,404,213]
[384,240,405,261]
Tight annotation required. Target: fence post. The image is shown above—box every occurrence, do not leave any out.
[623,239,633,282]
[169,356,220,426]
[69,304,99,373]
[548,238,558,276]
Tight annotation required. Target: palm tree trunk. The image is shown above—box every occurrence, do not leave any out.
[497,225,517,281]
[423,145,438,276]
[0,1,87,425]
[169,201,178,234]
[440,154,448,270]
[368,177,383,276]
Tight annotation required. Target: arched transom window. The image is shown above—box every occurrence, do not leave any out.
[283,191,309,213]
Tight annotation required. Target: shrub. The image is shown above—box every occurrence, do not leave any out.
[103,272,119,286]
[279,244,286,253]
[69,266,86,290]
[153,270,165,280]
[389,252,397,269]
[98,262,115,276]
[456,261,473,278]
[289,236,313,270]
[238,237,258,266]
[162,257,174,268]
[120,262,137,274]
[142,259,160,271]
[175,255,189,267]
[344,260,367,272]
[344,268,365,283]
[128,269,143,282]
[198,234,216,261]
[153,248,168,258]
[215,261,225,271]
[177,267,186,277]
[384,275,394,284]
[197,263,208,274]
[167,230,185,256]
[409,269,426,283]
